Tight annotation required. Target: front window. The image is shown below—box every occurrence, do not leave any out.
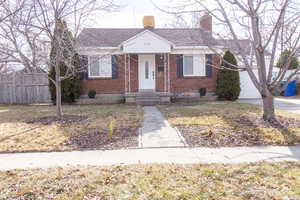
[89,55,112,78]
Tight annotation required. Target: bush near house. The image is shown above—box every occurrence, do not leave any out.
[88,90,96,98]
[216,50,241,101]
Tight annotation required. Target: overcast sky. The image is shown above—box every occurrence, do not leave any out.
[88,0,177,28]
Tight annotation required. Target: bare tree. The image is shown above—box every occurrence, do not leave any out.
[0,0,25,24]
[158,0,300,121]
[0,1,48,73]
[32,0,119,119]
[0,0,119,118]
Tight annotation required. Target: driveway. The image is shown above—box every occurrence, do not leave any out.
[239,97,300,114]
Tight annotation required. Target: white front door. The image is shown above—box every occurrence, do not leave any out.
[138,54,155,90]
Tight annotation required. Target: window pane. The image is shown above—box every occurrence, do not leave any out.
[90,56,99,76]
[193,54,206,76]
[184,56,193,75]
[145,61,149,79]
[99,55,112,77]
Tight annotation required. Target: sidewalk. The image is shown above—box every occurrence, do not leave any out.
[239,97,300,114]
[1,145,300,170]
[139,106,186,147]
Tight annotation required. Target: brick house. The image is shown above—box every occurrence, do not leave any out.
[77,14,223,104]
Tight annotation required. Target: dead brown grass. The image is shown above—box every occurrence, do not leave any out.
[0,162,299,199]
[158,102,300,146]
[0,104,143,152]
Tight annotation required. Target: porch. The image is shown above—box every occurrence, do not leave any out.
[123,53,172,105]
[121,28,173,105]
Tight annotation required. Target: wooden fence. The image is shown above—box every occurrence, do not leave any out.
[0,72,51,104]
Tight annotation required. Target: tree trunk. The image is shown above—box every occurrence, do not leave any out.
[55,65,62,119]
[262,94,276,122]
[56,80,62,119]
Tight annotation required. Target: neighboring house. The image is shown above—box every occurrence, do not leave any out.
[77,14,256,104]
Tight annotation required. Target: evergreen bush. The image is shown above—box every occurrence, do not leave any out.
[216,50,241,100]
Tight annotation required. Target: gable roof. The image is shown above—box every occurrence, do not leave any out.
[77,28,219,48]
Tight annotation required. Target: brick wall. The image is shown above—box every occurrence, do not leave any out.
[129,54,139,92]
[80,55,125,94]
[81,53,220,95]
[169,54,220,93]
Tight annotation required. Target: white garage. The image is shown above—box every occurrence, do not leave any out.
[239,70,261,99]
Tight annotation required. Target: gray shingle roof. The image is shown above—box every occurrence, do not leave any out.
[77,28,270,56]
[217,39,271,56]
[77,28,219,47]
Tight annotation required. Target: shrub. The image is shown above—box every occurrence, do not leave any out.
[88,90,96,98]
[199,88,207,97]
[216,50,241,101]
[277,50,299,70]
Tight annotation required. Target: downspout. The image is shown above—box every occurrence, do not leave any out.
[168,53,170,93]
[129,54,131,93]
[125,54,127,93]
[164,53,167,92]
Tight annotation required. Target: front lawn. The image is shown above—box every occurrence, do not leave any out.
[0,162,299,199]
[0,104,143,153]
[158,102,300,147]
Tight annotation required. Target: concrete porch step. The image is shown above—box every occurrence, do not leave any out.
[125,91,171,105]
[136,95,160,99]
[136,96,160,106]
[136,101,160,106]
[136,92,159,97]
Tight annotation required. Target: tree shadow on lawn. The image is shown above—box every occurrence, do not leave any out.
[174,107,300,147]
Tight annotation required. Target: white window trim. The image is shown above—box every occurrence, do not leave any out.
[88,55,112,78]
[183,54,206,77]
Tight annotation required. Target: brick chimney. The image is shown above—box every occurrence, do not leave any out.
[143,16,155,29]
[199,13,212,32]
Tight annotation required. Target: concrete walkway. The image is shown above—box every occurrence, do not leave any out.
[0,145,300,170]
[139,106,186,148]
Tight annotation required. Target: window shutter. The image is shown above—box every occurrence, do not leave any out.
[80,55,89,79]
[205,54,213,77]
[176,54,183,78]
[112,55,118,79]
